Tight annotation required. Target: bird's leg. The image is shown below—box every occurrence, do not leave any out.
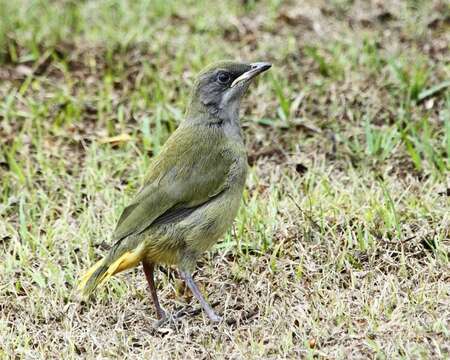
[180,270,221,323]
[142,260,166,320]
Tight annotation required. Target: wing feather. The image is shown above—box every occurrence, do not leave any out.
[111,126,231,244]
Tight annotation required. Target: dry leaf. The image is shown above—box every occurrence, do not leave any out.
[98,133,132,145]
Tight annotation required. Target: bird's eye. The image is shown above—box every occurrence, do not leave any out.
[217,72,231,84]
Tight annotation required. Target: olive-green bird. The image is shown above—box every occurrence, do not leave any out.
[78,60,271,323]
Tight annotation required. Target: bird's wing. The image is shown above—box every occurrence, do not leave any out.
[111,126,232,243]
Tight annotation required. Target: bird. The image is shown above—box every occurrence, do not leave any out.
[78,60,271,324]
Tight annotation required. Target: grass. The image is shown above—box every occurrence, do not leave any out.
[1,0,449,358]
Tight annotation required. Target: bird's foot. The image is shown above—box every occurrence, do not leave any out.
[208,313,222,323]
[172,306,222,324]
[153,311,175,328]
[153,306,222,327]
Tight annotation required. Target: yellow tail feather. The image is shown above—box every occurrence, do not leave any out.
[98,251,141,287]
[78,250,142,296]
[77,258,104,292]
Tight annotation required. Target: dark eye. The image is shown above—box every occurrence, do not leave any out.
[217,72,231,84]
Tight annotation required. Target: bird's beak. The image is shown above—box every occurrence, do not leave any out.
[231,62,272,88]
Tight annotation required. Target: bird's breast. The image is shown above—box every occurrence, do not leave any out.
[220,141,248,189]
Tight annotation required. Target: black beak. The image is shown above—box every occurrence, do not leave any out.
[231,62,272,88]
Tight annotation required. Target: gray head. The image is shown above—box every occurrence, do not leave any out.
[187,61,271,124]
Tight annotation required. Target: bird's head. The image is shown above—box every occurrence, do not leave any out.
[187,61,271,124]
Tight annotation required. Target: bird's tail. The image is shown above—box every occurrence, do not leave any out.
[77,250,142,297]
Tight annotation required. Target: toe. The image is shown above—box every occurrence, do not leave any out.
[209,313,222,323]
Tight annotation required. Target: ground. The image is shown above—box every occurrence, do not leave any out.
[0,0,449,359]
